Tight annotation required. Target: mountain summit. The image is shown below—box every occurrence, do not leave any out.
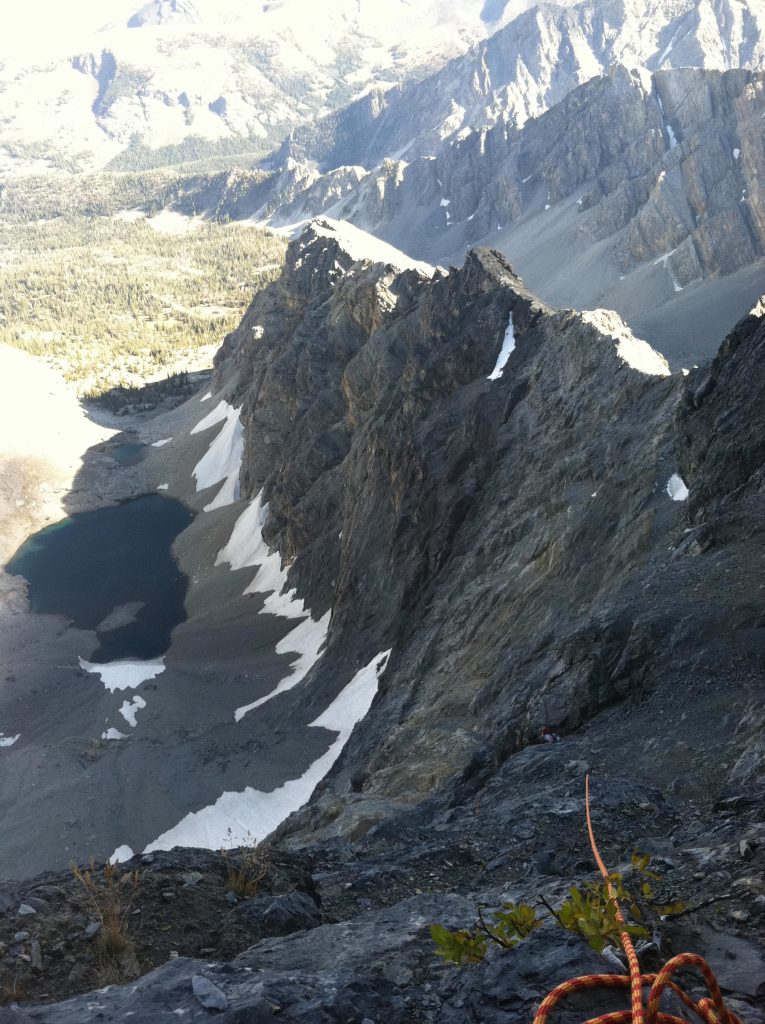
[127,0,201,28]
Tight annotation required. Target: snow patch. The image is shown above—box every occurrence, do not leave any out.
[118,696,146,729]
[666,473,689,501]
[157,483,169,491]
[109,846,134,865]
[120,695,147,728]
[79,657,166,693]
[487,314,515,380]
[581,310,670,377]
[200,392,212,402]
[151,438,172,448]
[217,493,306,618]
[102,728,128,741]
[235,611,331,721]
[145,651,392,851]
[192,402,244,511]
[191,399,231,435]
[0,734,19,748]
[654,249,683,292]
[310,217,434,276]
[733,147,740,160]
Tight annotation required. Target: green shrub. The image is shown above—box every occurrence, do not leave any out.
[431,851,685,964]
[431,900,541,964]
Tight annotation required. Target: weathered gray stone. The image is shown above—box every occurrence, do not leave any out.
[192,974,228,1011]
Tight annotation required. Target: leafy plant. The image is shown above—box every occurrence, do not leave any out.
[431,901,541,964]
[430,924,488,965]
[431,851,686,963]
[553,876,648,954]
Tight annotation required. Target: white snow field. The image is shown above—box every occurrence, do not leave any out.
[217,493,306,617]
[145,649,391,851]
[234,611,332,722]
[216,493,332,720]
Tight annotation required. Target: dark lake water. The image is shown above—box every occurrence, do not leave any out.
[7,495,193,662]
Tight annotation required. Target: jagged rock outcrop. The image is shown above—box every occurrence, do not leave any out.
[208,223,763,841]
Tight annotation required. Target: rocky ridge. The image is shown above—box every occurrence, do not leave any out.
[171,64,765,366]
[324,65,765,281]
[1,224,764,1019]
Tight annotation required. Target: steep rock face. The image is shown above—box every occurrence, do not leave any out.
[209,224,763,849]
[678,295,765,516]
[283,0,765,171]
[322,65,765,282]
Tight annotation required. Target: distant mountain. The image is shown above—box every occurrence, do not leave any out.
[127,0,201,28]
[4,0,764,177]
[0,0,549,175]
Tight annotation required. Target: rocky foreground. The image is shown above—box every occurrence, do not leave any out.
[1,223,764,1018]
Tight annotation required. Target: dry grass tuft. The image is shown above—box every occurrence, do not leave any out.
[222,834,271,898]
[71,859,141,982]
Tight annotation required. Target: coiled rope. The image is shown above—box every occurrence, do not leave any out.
[532,776,746,1024]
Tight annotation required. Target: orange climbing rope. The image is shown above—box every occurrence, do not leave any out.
[532,776,747,1024]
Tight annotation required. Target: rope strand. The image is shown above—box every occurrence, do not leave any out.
[532,776,747,1024]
